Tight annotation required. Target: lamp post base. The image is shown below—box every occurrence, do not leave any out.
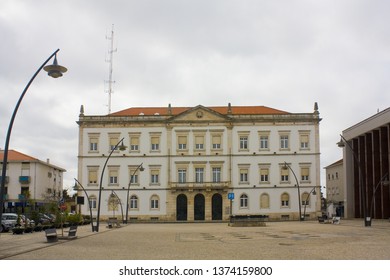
[365,217,372,227]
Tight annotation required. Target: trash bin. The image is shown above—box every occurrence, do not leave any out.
[365,217,371,227]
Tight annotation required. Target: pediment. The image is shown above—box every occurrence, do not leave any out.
[169,105,230,122]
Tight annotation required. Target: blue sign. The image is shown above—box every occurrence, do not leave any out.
[228,193,234,200]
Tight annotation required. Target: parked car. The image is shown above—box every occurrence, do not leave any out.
[1,213,18,232]
[37,213,54,224]
[20,215,35,227]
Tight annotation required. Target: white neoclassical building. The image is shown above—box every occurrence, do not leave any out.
[76,103,322,222]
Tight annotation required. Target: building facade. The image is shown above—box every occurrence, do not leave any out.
[340,108,390,220]
[0,150,66,213]
[324,159,344,217]
[76,103,322,222]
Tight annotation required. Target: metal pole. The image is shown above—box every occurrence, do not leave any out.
[95,137,124,232]
[339,135,368,226]
[303,186,317,220]
[284,162,302,221]
[125,163,143,224]
[1,49,60,226]
[74,178,94,232]
[369,172,389,224]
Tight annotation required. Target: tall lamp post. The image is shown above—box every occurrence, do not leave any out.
[302,186,317,220]
[95,138,127,232]
[337,134,369,226]
[0,49,67,225]
[283,162,302,221]
[73,178,94,232]
[125,163,144,224]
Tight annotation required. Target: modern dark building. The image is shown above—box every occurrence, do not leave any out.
[340,108,390,221]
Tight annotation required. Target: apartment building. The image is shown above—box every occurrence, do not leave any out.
[76,103,322,222]
[0,150,65,212]
[324,159,344,217]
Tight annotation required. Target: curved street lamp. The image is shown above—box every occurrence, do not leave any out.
[95,138,126,232]
[0,49,67,226]
[74,178,94,232]
[125,163,144,224]
[337,134,369,226]
[302,186,317,220]
[283,162,302,221]
[369,172,389,225]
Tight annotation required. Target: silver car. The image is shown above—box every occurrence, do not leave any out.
[1,213,18,232]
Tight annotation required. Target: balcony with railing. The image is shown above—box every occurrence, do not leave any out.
[170,181,230,191]
[19,176,30,184]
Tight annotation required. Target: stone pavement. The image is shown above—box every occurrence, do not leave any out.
[1,219,390,260]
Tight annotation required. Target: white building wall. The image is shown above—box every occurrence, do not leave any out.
[77,105,321,221]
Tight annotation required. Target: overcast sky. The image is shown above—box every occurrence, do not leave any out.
[1,0,389,191]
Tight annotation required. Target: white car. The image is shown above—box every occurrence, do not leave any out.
[1,213,18,232]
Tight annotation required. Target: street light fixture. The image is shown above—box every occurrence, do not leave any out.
[0,49,67,226]
[283,162,302,221]
[73,178,94,232]
[337,134,369,226]
[95,138,127,232]
[125,163,144,224]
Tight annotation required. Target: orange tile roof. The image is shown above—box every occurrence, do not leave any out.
[0,150,38,162]
[110,105,289,116]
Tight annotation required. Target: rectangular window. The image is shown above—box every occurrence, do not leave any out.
[88,170,98,184]
[151,199,159,209]
[178,136,187,150]
[178,169,187,183]
[240,169,249,183]
[195,168,204,183]
[130,174,138,184]
[280,135,289,149]
[301,167,310,181]
[21,186,29,196]
[281,168,289,182]
[89,138,98,152]
[240,136,248,150]
[212,135,222,150]
[260,135,269,149]
[109,136,119,151]
[130,196,138,209]
[109,170,118,184]
[195,136,204,150]
[260,168,269,182]
[151,136,160,151]
[89,197,97,209]
[151,170,159,184]
[300,134,309,149]
[281,193,289,207]
[212,167,221,183]
[130,136,140,151]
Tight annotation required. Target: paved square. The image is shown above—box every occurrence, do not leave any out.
[1,219,390,260]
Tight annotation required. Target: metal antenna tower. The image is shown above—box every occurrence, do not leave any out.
[105,24,117,114]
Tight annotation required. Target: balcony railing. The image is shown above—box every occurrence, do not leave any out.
[19,176,30,184]
[170,181,230,191]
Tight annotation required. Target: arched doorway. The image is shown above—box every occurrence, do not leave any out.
[176,194,188,221]
[212,193,223,220]
[194,194,205,220]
